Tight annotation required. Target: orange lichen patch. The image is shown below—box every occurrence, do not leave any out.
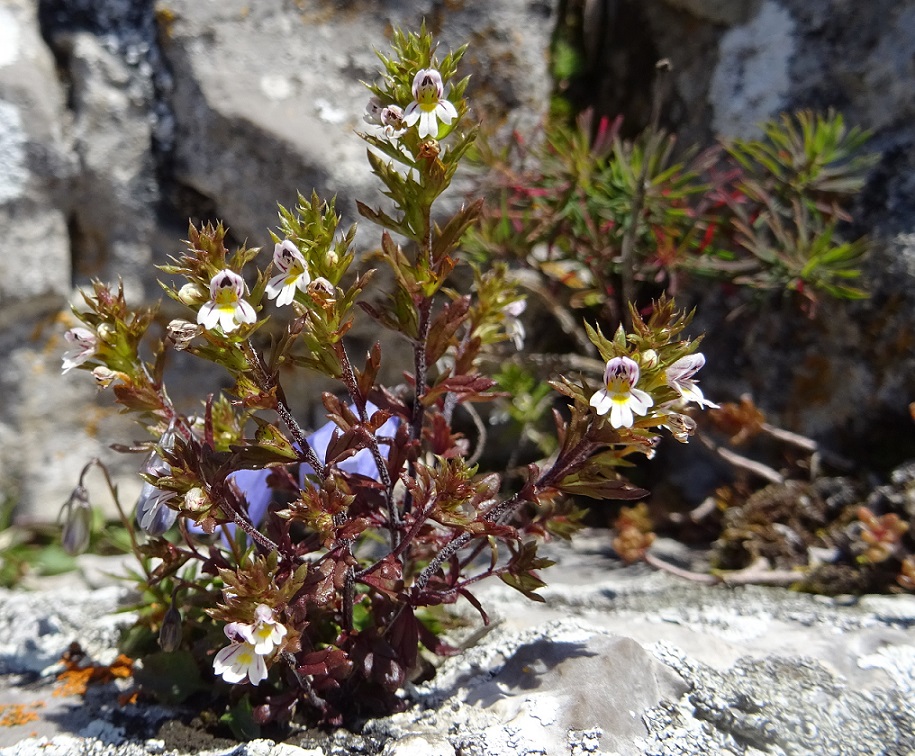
[54,653,134,698]
[0,702,45,727]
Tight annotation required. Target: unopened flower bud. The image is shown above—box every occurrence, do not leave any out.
[640,350,659,370]
[136,444,179,536]
[61,485,92,556]
[96,323,117,345]
[288,316,306,336]
[183,486,210,514]
[158,603,183,652]
[166,319,201,350]
[177,283,207,306]
[136,481,178,535]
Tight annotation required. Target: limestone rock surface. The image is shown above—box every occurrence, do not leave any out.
[1,536,913,755]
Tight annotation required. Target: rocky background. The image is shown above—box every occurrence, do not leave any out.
[2,4,915,754]
[2,0,915,523]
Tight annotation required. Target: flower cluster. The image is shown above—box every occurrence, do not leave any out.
[364,66,458,142]
[589,350,716,431]
[213,604,288,685]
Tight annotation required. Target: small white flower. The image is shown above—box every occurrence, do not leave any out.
[364,98,406,138]
[308,276,335,297]
[502,299,527,350]
[166,319,201,350]
[364,96,385,125]
[403,68,458,139]
[91,366,120,388]
[249,604,288,655]
[212,610,282,686]
[380,104,406,138]
[590,356,654,429]
[213,638,267,685]
[197,269,257,333]
[658,409,697,443]
[265,240,311,307]
[665,353,718,409]
[61,327,97,373]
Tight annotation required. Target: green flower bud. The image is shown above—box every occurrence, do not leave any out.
[183,486,210,514]
[640,350,659,370]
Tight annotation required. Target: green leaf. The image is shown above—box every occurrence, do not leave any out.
[220,695,261,741]
[32,544,78,576]
[133,650,206,704]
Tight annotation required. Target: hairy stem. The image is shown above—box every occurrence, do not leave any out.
[411,430,594,596]
[242,341,326,476]
[213,478,282,555]
[336,342,400,548]
[404,203,436,516]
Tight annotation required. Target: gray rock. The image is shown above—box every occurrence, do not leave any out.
[0,0,144,523]
[63,30,160,300]
[162,0,554,244]
[0,93,71,311]
[5,538,912,755]
[650,650,915,755]
[661,0,762,26]
[708,1,796,137]
[0,0,74,308]
[0,584,133,675]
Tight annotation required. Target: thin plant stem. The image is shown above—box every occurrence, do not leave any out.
[336,341,400,547]
[241,340,327,476]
